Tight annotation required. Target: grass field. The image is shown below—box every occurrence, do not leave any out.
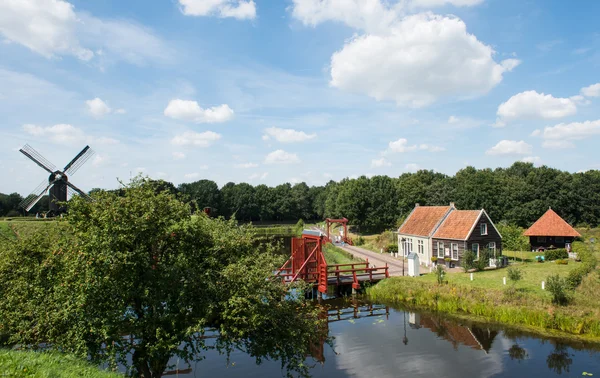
[0,349,121,377]
[419,259,580,295]
[0,219,65,241]
[323,244,364,265]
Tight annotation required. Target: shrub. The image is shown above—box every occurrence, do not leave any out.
[431,256,438,263]
[435,265,446,285]
[462,250,476,272]
[475,250,491,271]
[545,249,568,261]
[546,274,571,305]
[566,249,598,289]
[507,266,522,283]
[386,243,398,254]
[355,236,365,246]
[294,219,305,235]
[555,259,568,265]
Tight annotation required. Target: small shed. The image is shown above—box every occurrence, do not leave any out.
[523,208,581,251]
[407,252,420,277]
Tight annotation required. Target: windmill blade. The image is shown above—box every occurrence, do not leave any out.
[20,144,56,174]
[22,183,52,212]
[64,145,94,176]
[66,181,91,200]
[19,178,51,210]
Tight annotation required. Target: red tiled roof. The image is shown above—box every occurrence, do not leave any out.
[433,210,482,240]
[398,206,451,237]
[523,208,581,237]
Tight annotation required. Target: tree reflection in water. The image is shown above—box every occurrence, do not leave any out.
[508,344,528,362]
[546,343,573,375]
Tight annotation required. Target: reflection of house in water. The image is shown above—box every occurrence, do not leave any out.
[412,314,498,353]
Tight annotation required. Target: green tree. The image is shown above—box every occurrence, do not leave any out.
[178,179,221,214]
[0,178,324,377]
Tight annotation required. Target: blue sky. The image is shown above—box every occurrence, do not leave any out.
[1,0,599,196]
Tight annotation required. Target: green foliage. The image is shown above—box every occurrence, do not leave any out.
[555,259,569,265]
[435,265,446,285]
[293,219,305,235]
[462,250,476,272]
[497,223,529,251]
[545,249,568,261]
[0,350,120,378]
[355,235,365,246]
[386,243,398,254]
[546,274,571,305]
[507,266,522,283]
[475,249,491,271]
[0,178,324,378]
[566,249,598,289]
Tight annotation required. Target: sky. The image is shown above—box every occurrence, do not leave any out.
[1,0,599,196]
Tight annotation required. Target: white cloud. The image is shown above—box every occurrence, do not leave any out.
[178,0,256,20]
[115,108,126,114]
[263,127,316,143]
[92,154,107,167]
[235,162,259,168]
[448,116,460,124]
[328,13,518,107]
[264,150,300,164]
[537,119,600,143]
[496,90,577,126]
[86,97,111,118]
[0,0,172,65]
[521,156,541,164]
[371,158,391,168]
[249,172,268,180]
[164,99,234,123]
[581,83,600,97]
[410,0,485,8]
[184,172,200,180]
[388,138,444,153]
[486,140,532,156]
[405,163,420,172]
[172,152,186,160]
[171,131,222,147]
[22,123,118,145]
[0,0,93,60]
[542,140,575,149]
[261,135,270,141]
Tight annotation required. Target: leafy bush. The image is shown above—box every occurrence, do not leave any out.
[507,266,522,283]
[431,256,438,263]
[566,249,598,289]
[386,243,398,254]
[435,265,446,285]
[355,236,365,246]
[545,249,568,261]
[555,259,569,265]
[462,250,476,272]
[546,274,571,305]
[293,219,305,235]
[475,250,491,271]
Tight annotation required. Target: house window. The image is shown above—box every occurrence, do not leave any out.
[556,236,564,243]
[487,242,496,257]
[451,243,459,260]
[437,242,444,258]
[480,223,488,235]
[537,236,547,243]
[472,243,480,260]
[418,240,424,254]
[408,238,413,253]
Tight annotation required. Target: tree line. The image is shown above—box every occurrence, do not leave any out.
[3,162,600,231]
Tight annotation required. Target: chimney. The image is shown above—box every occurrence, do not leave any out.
[450,202,455,208]
[415,203,420,207]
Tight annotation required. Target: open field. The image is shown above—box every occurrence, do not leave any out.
[0,350,121,378]
[0,219,65,241]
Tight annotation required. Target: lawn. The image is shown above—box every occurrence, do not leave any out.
[0,349,121,377]
[0,220,64,241]
[418,260,581,295]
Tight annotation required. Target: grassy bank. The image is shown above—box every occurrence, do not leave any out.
[368,270,600,339]
[323,244,364,265]
[0,350,121,377]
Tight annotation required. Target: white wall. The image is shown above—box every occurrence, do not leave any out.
[398,234,431,267]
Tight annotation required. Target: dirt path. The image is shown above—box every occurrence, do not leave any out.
[336,244,415,276]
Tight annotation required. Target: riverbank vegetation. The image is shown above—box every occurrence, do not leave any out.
[0,350,120,377]
[323,244,364,265]
[0,178,325,377]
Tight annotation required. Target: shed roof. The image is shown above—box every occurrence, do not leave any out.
[398,206,452,237]
[523,208,581,237]
[433,210,482,240]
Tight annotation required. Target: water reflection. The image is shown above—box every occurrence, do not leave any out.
[146,300,600,377]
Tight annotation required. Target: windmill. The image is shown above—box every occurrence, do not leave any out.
[19,144,94,216]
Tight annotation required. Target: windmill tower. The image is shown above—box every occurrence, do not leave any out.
[19,144,94,216]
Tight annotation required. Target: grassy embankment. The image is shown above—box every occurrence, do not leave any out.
[368,228,600,339]
[0,350,121,378]
[323,243,364,265]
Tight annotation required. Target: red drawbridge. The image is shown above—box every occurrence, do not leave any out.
[276,230,389,294]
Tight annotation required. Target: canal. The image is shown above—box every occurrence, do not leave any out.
[162,297,600,377]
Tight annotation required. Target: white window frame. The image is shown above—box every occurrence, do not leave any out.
[480,223,488,235]
[537,236,546,243]
[408,238,413,253]
[472,243,480,260]
[487,242,496,257]
[437,242,444,258]
[451,243,459,261]
[418,239,424,254]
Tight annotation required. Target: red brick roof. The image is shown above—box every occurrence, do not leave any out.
[433,210,482,240]
[398,206,451,237]
[523,209,581,237]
